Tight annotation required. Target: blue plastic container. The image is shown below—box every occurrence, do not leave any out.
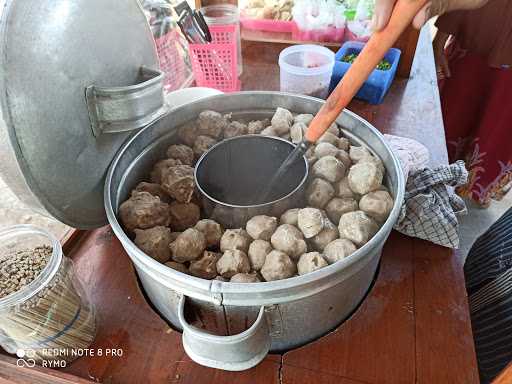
[329,41,401,104]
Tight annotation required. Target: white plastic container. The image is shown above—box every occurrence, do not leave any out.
[279,44,335,99]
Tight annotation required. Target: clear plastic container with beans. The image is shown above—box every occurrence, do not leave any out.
[0,225,95,364]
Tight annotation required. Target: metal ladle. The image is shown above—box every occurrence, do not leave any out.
[260,0,428,202]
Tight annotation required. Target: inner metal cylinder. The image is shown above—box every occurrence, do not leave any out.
[194,135,308,228]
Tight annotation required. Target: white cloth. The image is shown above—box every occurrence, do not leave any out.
[384,134,430,181]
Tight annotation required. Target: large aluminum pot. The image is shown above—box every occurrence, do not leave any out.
[105,92,405,371]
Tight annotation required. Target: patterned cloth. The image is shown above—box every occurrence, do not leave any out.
[440,45,512,207]
[384,134,468,248]
[464,208,512,383]
[392,160,468,249]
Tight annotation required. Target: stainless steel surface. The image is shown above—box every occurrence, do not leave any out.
[0,0,159,228]
[86,67,167,137]
[104,92,405,370]
[179,296,271,371]
[195,135,308,228]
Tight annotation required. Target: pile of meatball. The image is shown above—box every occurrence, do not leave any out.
[119,108,393,283]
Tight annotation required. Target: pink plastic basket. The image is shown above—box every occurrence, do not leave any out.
[188,24,240,93]
[240,16,295,33]
[155,28,189,92]
[291,23,345,43]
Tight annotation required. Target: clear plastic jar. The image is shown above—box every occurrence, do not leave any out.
[201,4,243,76]
[0,225,95,365]
[279,44,335,99]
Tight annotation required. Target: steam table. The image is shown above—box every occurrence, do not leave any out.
[0,28,480,384]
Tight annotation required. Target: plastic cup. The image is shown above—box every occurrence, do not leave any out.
[279,44,335,99]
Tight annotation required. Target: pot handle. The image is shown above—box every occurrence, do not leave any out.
[86,67,168,137]
[177,295,272,371]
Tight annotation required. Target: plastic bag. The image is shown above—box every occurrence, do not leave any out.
[292,0,346,31]
[240,0,294,21]
[346,0,374,40]
[141,0,193,92]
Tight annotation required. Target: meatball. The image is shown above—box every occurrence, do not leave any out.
[312,156,346,183]
[246,215,278,241]
[193,135,217,158]
[161,165,195,203]
[306,178,335,209]
[270,224,307,260]
[119,192,170,233]
[297,208,324,238]
[197,110,228,139]
[271,107,293,135]
[230,272,261,283]
[134,226,173,263]
[150,158,182,184]
[247,239,273,271]
[170,228,207,262]
[359,190,394,222]
[216,250,251,278]
[169,202,200,231]
[338,211,380,247]
[194,219,224,248]
[260,250,296,281]
[133,182,170,203]
[297,252,328,275]
[347,161,384,195]
[325,197,358,224]
[189,251,221,279]
[166,144,194,166]
[323,239,357,264]
[220,229,252,253]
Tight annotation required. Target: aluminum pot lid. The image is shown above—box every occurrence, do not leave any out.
[0,0,166,229]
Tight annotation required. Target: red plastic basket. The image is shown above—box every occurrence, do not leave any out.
[155,28,189,92]
[188,24,240,93]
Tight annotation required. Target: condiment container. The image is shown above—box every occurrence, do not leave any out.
[329,41,401,104]
[279,44,335,99]
[0,225,95,364]
[201,4,243,76]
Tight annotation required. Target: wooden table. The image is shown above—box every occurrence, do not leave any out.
[0,28,480,384]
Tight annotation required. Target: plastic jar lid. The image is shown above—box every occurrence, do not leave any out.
[279,44,335,76]
[200,4,240,25]
[0,225,62,309]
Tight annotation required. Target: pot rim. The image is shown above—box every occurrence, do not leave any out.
[104,91,405,305]
[194,134,309,209]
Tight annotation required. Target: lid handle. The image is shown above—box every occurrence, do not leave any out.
[86,67,167,137]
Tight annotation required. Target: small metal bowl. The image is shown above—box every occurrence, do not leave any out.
[195,135,309,228]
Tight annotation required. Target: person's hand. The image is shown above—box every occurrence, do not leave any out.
[372,0,490,31]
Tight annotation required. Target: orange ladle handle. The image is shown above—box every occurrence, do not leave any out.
[305,0,428,143]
